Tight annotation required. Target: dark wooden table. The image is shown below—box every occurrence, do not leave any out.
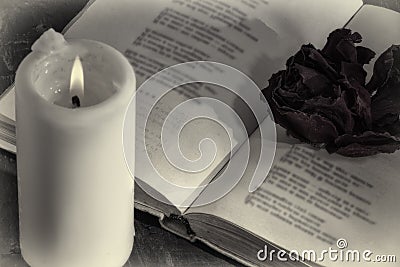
[0,0,398,266]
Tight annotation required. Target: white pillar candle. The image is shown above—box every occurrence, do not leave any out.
[15,29,136,267]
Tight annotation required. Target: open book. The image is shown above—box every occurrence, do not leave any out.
[1,0,399,266]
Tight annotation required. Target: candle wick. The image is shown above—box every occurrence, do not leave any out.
[72,95,81,108]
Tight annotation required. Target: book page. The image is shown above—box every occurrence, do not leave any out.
[0,0,363,209]
[188,127,400,266]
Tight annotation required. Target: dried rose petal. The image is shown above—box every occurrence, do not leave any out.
[341,79,372,131]
[322,29,371,66]
[356,46,376,65]
[367,45,400,93]
[369,45,400,123]
[328,131,400,157]
[279,109,339,144]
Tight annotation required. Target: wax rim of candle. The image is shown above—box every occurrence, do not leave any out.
[16,39,136,122]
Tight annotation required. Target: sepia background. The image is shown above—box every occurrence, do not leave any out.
[0,0,399,266]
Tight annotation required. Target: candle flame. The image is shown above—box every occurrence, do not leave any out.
[69,56,84,99]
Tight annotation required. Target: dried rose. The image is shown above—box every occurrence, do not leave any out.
[263,28,400,157]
